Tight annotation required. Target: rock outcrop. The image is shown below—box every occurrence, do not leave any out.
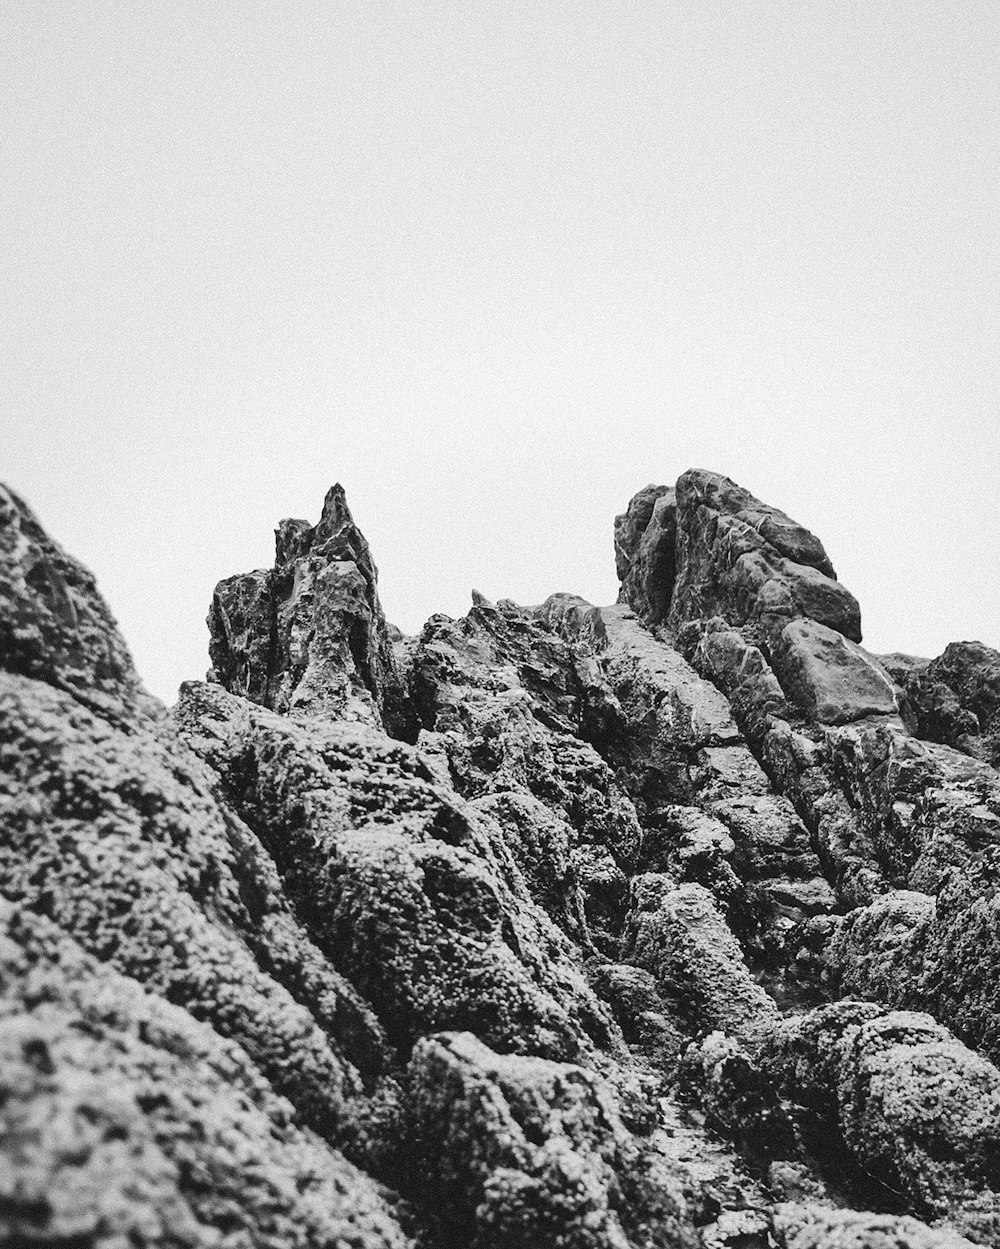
[898,641,1000,768]
[3,467,999,1248]
[208,484,414,738]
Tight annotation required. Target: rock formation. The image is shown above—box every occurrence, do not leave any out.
[2,469,1000,1248]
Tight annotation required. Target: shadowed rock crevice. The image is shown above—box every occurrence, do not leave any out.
[3,470,999,1249]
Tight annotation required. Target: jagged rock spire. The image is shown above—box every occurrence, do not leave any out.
[208,484,413,736]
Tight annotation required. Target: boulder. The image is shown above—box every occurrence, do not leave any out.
[763,1003,1000,1228]
[771,1203,976,1249]
[773,618,900,725]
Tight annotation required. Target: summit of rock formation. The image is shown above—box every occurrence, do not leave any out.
[3,467,1000,1249]
[208,483,414,738]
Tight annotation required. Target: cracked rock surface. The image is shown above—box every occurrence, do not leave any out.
[2,470,999,1248]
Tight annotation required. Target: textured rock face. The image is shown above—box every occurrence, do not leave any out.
[0,484,148,720]
[900,641,1000,768]
[614,484,676,626]
[208,483,412,737]
[3,469,999,1248]
[664,469,858,643]
[408,1031,693,1249]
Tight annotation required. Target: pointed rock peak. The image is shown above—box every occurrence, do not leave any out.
[470,589,495,609]
[209,484,416,740]
[273,485,375,582]
[314,482,355,542]
[310,484,378,588]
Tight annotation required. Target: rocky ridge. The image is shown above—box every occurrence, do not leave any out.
[2,470,999,1248]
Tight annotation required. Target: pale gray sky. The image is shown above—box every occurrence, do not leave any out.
[3,2,998,702]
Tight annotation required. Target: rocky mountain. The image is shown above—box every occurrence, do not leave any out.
[2,469,1000,1249]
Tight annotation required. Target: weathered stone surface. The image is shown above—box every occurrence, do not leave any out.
[773,618,900,725]
[0,483,148,720]
[771,1203,977,1249]
[684,1031,799,1168]
[904,641,1000,768]
[5,472,1000,1248]
[614,484,676,626]
[404,595,643,951]
[831,851,1000,1067]
[0,669,385,1143]
[407,1030,693,1249]
[208,484,413,736]
[623,879,781,1049]
[0,900,411,1249]
[174,679,619,1065]
[542,595,836,992]
[626,469,863,643]
[762,1003,1000,1231]
[587,961,686,1063]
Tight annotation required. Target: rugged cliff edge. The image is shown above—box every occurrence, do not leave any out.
[3,470,1000,1249]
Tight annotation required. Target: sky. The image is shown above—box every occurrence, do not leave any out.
[3,1,998,703]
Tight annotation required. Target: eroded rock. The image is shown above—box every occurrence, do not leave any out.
[4,471,1000,1249]
[208,484,413,736]
[0,483,147,719]
[762,1002,1000,1232]
[773,618,900,726]
[904,641,1000,768]
[615,469,861,644]
[407,1030,693,1249]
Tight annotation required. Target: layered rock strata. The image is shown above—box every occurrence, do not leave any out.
[2,470,999,1248]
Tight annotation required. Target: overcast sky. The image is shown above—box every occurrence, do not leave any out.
[3,2,998,703]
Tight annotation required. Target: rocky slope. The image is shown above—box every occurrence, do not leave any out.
[2,470,999,1249]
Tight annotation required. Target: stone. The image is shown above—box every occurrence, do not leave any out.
[0,669,382,1144]
[771,1203,977,1249]
[208,484,413,736]
[773,618,900,725]
[406,1030,694,1249]
[0,900,411,1249]
[905,640,1000,767]
[684,1031,799,1167]
[662,470,861,643]
[0,483,148,720]
[622,879,781,1049]
[5,471,1000,1248]
[830,849,1000,1068]
[762,1003,1000,1228]
[173,680,620,1065]
[614,485,677,625]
